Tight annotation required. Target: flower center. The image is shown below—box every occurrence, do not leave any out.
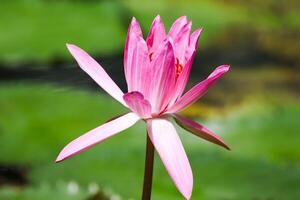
[149,53,183,78]
[175,58,183,78]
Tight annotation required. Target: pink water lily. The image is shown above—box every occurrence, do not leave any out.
[56,15,230,199]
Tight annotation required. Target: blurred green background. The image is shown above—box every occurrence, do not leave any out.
[0,0,299,199]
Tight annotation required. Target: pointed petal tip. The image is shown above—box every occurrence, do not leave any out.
[180,183,192,199]
[193,28,203,42]
[218,65,231,74]
[179,16,188,24]
[191,28,203,43]
[55,152,68,163]
[130,17,141,26]
[217,140,231,151]
[66,43,76,50]
[55,155,63,163]
[64,42,127,107]
[131,16,137,22]
[180,175,193,200]
[55,146,79,163]
[55,147,86,163]
[154,14,161,20]
[128,17,143,37]
[171,15,188,28]
[196,28,204,34]
[179,15,188,20]
[184,21,192,32]
[153,15,163,25]
[173,114,231,151]
[183,190,192,200]
[56,141,91,163]
[222,141,231,150]
[220,64,231,71]
[208,65,230,79]
[55,113,140,164]
[66,43,81,55]
[130,17,139,27]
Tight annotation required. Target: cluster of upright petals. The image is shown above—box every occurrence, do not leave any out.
[124,16,202,116]
[56,15,230,200]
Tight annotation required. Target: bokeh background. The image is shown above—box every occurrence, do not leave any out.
[0,0,299,199]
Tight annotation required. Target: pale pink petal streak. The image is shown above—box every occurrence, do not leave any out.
[173,21,192,62]
[148,38,176,114]
[56,112,140,162]
[169,16,188,39]
[189,29,203,50]
[123,92,152,118]
[168,50,196,108]
[146,15,166,54]
[171,29,203,106]
[173,114,230,150]
[66,44,127,107]
[168,65,230,113]
[147,119,193,199]
[125,34,150,93]
[185,28,202,62]
[124,17,144,89]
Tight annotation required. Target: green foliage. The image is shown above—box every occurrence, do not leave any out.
[223,102,300,163]
[0,182,88,200]
[1,0,298,65]
[0,1,126,64]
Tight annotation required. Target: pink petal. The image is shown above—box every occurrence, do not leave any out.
[123,92,152,118]
[168,29,203,107]
[168,53,195,108]
[168,16,188,39]
[173,114,230,150]
[173,21,192,62]
[168,29,202,108]
[128,17,143,37]
[124,32,151,93]
[147,118,193,199]
[189,28,203,51]
[146,15,166,55]
[66,44,127,107]
[168,65,230,113]
[147,38,176,114]
[124,17,145,89]
[56,112,140,162]
[185,28,203,62]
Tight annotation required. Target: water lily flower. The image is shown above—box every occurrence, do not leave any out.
[56,15,230,199]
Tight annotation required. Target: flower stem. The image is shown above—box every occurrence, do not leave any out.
[142,133,154,200]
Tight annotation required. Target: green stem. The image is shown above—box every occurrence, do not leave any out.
[142,134,154,200]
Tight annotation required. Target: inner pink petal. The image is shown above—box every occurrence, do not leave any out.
[123,91,152,118]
